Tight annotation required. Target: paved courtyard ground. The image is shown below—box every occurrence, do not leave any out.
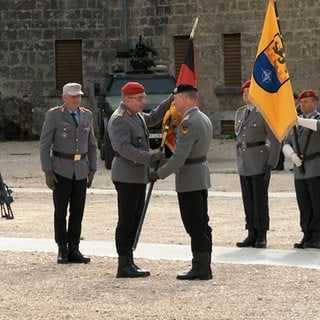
[0,140,319,320]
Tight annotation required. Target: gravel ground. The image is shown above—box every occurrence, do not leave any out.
[1,140,320,320]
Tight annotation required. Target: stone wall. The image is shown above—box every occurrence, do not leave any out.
[0,0,319,137]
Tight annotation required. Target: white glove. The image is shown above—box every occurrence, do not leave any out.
[298,117,318,131]
[290,153,303,167]
[282,144,295,158]
[283,144,303,167]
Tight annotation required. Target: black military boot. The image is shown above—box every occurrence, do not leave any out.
[177,252,212,280]
[57,244,68,264]
[128,252,150,274]
[68,243,91,264]
[294,232,311,249]
[236,230,257,247]
[303,232,320,249]
[117,255,150,278]
[255,230,267,248]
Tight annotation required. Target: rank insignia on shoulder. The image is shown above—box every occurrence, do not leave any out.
[117,109,125,117]
[79,106,91,113]
[181,125,189,134]
[49,106,61,112]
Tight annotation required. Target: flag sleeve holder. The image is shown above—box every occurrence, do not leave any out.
[132,119,170,251]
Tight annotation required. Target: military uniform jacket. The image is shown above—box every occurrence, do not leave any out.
[108,97,171,184]
[235,106,280,176]
[157,108,213,193]
[284,111,320,180]
[39,105,97,180]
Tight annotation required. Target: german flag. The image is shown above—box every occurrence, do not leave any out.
[163,37,198,154]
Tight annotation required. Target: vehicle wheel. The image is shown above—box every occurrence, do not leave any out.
[105,137,115,170]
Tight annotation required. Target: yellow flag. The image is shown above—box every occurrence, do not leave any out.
[249,0,297,142]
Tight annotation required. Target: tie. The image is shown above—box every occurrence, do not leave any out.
[245,108,251,120]
[71,112,78,127]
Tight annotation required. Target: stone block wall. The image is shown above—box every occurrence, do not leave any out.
[0,0,319,137]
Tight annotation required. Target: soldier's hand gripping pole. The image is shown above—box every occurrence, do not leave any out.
[132,119,170,251]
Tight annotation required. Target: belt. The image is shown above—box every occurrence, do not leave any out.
[303,152,320,161]
[53,151,86,161]
[184,156,207,165]
[237,141,266,149]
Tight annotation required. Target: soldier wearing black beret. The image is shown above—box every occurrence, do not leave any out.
[150,84,213,280]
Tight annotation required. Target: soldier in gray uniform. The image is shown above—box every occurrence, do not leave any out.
[234,80,280,249]
[283,89,320,249]
[39,83,97,264]
[108,81,170,278]
[150,84,213,280]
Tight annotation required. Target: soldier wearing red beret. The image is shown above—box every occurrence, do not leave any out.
[108,81,172,278]
[234,80,281,249]
[283,89,320,249]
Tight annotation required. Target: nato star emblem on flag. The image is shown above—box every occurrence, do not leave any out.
[253,34,289,93]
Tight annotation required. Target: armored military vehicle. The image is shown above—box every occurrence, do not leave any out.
[94,37,176,169]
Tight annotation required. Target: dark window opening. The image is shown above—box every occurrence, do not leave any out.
[223,34,241,87]
[221,120,235,135]
[55,40,83,90]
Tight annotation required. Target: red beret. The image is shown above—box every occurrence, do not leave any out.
[121,82,145,96]
[241,80,251,92]
[298,89,318,101]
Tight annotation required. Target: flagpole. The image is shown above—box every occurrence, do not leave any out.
[133,19,199,251]
[274,0,304,173]
[132,119,170,251]
[190,17,198,39]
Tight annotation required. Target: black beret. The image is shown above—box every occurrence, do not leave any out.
[172,84,197,95]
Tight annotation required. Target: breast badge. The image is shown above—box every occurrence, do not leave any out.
[181,125,189,134]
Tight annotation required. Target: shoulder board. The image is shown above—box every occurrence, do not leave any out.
[182,114,191,121]
[79,106,92,113]
[116,109,126,117]
[236,105,247,112]
[49,106,64,112]
[312,112,320,119]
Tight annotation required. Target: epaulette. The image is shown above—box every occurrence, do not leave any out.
[49,106,64,112]
[116,109,126,117]
[236,105,247,112]
[182,114,191,122]
[79,106,92,114]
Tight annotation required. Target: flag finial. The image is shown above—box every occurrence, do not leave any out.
[190,17,198,39]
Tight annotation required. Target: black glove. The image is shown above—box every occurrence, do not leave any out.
[87,170,95,188]
[44,171,57,190]
[149,151,165,165]
[149,171,159,182]
[263,165,273,182]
